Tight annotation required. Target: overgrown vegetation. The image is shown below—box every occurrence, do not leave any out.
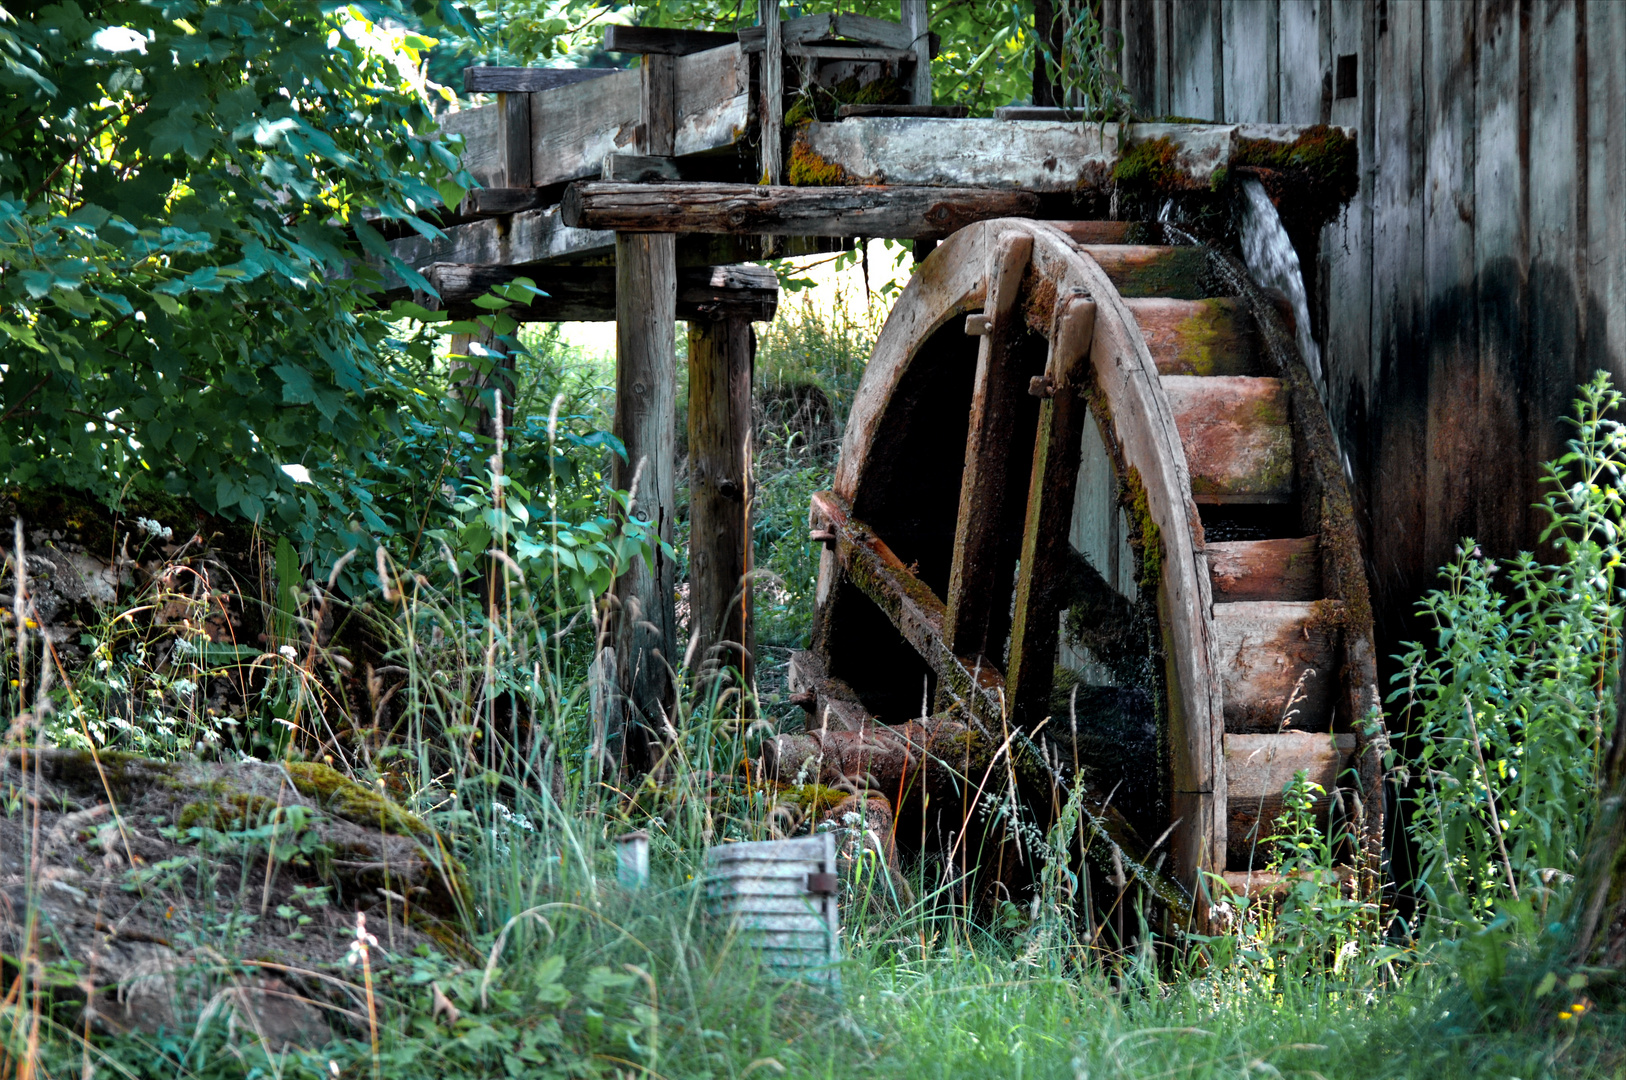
[6,4,1626,1078]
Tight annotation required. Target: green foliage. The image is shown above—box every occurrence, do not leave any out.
[1392,371,1625,934]
[0,1,473,556]
[450,1,1084,116]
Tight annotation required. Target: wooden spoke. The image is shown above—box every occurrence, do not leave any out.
[809,491,1005,724]
[943,230,1034,666]
[1005,295,1097,729]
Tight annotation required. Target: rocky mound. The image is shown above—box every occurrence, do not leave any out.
[0,749,463,1050]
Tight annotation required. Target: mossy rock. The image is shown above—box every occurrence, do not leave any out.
[284,761,430,840]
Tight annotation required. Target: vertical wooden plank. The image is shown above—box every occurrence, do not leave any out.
[1278,0,1325,123]
[1007,299,1095,728]
[1421,1,1478,568]
[901,0,932,105]
[1367,0,1426,645]
[613,234,678,768]
[1211,0,1227,121]
[687,316,756,698]
[1526,0,1581,545]
[760,0,783,183]
[1315,0,1371,559]
[1471,0,1527,564]
[944,232,1033,663]
[1153,0,1172,116]
[1222,0,1279,121]
[497,91,532,188]
[1120,0,1159,113]
[1589,0,1626,389]
[1169,0,1217,119]
[641,53,677,155]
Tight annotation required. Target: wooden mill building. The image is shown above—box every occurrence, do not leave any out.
[1105,0,1626,653]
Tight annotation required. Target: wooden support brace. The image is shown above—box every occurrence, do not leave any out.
[943,231,1034,664]
[1005,296,1097,729]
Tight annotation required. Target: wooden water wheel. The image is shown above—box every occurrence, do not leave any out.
[784,218,1386,919]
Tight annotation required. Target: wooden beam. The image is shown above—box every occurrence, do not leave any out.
[1005,296,1096,728]
[687,315,756,697]
[611,55,681,773]
[612,233,679,771]
[497,91,532,188]
[604,25,738,56]
[416,263,778,322]
[837,103,967,119]
[459,187,548,217]
[525,46,749,189]
[901,0,932,105]
[759,0,783,185]
[943,230,1034,664]
[463,67,615,94]
[801,118,1348,193]
[739,13,932,54]
[561,182,1040,238]
[379,206,769,295]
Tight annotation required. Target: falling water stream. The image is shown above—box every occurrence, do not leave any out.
[1238,177,1323,391]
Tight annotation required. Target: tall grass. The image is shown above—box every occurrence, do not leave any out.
[6,311,1626,1078]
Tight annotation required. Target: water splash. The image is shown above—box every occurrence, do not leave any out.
[1238,177,1323,390]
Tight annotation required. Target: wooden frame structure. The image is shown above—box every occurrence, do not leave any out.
[376,5,1371,920]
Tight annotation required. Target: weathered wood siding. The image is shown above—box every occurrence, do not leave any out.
[1112,0,1626,651]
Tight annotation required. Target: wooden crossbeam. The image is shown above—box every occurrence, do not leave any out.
[463,67,615,93]
[603,25,738,56]
[738,13,938,56]
[560,182,1040,239]
[416,263,778,322]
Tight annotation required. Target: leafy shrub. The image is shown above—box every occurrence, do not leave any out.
[1392,372,1625,934]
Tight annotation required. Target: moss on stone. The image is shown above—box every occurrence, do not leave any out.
[177,792,279,832]
[285,762,428,840]
[787,139,850,187]
[1231,124,1358,230]
[1111,135,1183,191]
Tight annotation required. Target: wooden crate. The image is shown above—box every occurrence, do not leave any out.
[703,834,841,985]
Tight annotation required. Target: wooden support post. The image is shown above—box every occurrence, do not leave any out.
[687,316,756,701]
[901,0,931,106]
[612,233,678,770]
[608,51,681,773]
[759,0,783,184]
